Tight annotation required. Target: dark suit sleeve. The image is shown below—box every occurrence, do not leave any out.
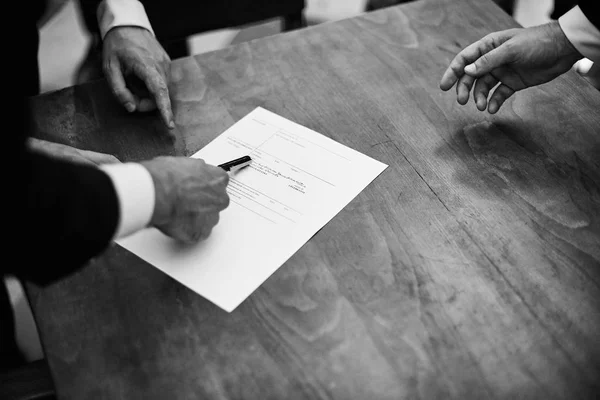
[78,0,102,34]
[5,2,120,285]
[578,0,599,31]
[8,100,120,286]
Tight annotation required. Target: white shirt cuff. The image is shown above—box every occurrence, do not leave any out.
[100,163,155,240]
[97,0,155,39]
[559,6,600,64]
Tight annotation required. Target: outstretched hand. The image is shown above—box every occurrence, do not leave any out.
[439,22,582,113]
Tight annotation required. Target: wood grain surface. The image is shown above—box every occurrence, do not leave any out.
[26,0,600,398]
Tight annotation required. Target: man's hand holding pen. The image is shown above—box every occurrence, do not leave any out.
[141,157,230,244]
[137,155,251,244]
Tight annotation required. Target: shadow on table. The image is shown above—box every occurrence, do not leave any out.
[436,119,599,248]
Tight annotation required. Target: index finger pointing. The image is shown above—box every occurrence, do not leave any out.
[440,43,486,90]
[440,32,508,91]
[134,63,175,129]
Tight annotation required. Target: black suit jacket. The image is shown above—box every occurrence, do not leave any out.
[579,0,599,31]
[79,0,305,43]
[5,2,119,285]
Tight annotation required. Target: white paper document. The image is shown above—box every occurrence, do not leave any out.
[117,107,387,312]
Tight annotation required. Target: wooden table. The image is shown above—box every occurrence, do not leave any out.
[27,0,600,398]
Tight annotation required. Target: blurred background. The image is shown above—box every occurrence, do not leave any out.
[37,0,552,93]
[10,0,552,363]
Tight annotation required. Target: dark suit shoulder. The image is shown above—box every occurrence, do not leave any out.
[579,0,600,32]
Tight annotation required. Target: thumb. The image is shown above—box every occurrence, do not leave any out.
[464,45,512,76]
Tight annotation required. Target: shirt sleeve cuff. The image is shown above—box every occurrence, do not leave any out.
[97,0,155,40]
[100,163,155,239]
[559,6,600,64]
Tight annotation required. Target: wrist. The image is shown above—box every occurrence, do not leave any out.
[100,162,155,239]
[105,25,152,40]
[550,20,583,64]
[140,159,171,227]
[97,0,155,40]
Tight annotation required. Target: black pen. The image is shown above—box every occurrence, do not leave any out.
[218,155,252,172]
